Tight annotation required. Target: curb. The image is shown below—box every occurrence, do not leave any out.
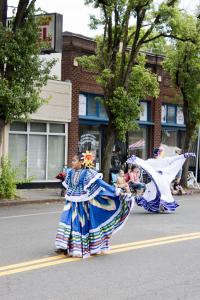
[0,189,199,207]
[0,198,65,207]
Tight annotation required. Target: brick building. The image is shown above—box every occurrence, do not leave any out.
[62,31,186,171]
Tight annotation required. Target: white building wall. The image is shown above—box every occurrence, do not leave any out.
[31,80,71,122]
[40,53,62,80]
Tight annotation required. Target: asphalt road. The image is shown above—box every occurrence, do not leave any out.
[0,194,200,300]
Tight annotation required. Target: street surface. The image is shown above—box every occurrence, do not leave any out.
[0,194,200,300]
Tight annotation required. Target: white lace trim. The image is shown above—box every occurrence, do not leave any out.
[65,186,104,202]
[83,172,103,191]
[62,181,68,189]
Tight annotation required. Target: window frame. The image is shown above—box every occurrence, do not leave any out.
[166,104,176,124]
[161,104,185,126]
[9,121,67,182]
[79,92,108,120]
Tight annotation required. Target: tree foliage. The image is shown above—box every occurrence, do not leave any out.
[78,52,159,140]
[78,0,196,181]
[163,12,200,186]
[0,0,55,124]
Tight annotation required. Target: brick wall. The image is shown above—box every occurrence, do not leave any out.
[62,32,183,162]
[62,34,104,163]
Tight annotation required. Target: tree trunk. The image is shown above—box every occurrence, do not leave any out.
[180,93,196,187]
[181,123,195,187]
[101,121,115,183]
[0,119,5,159]
[0,0,7,26]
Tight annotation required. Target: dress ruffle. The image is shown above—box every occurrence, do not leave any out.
[55,168,134,258]
[135,195,179,212]
[55,196,133,258]
[127,155,184,213]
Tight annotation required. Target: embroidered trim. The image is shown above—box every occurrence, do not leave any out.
[83,172,103,191]
[65,186,104,202]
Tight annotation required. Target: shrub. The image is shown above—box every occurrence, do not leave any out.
[0,156,17,199]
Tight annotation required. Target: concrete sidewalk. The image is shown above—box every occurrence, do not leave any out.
[0,188,65,207]
[0,187,199,207]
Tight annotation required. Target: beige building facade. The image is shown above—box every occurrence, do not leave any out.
[1,79,71,182]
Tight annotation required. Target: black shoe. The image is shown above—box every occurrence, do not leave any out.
[64,249,68,255]
[55,249,65,254]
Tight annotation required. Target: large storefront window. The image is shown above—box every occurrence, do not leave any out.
[161,128,185,148]
[9,134,27,179]
[48,136,65,179]
[9,122,66,181]
[161,129,177,146]
[28,135,46,180]
[79,125,101,171]
[128,127,149,159]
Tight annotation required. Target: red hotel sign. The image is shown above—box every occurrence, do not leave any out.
[38,13,62,52]
[7,13,63,53]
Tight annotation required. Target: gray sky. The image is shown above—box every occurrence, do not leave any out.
[8,0,200,37]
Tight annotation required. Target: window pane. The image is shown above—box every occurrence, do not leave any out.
[99,103,107,118]
[87,95,97,115]
[30,122,46,132]
[28,135,46,180]
[167,106,176,123]
[176,106,184,124]
[140,102,148,121]
[10,122,27,132]
[9,134,27,179]
[79,94,87,116]
[48,136,65,179]
[128,128,147,159]
[161,105,167,123]
[79,125,101,171]
[161,130,177,146]
[50,123,65,133]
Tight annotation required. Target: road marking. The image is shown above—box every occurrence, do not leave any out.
[0,257,82,277]
[0,255,65,272]
[108,235,200,255]
[111,231,200,249]
[0,232,200,277]
[0,211,60,220]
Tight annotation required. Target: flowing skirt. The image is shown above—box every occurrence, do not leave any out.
[135,180,179,213]
[55,194,133,258]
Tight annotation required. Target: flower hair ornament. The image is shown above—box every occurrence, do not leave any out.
[81,151,95,168]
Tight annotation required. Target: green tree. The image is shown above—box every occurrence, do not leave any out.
[0,156,17,199]
[0,0,55,146]
[163,13,200,186]
[78,0,195,181]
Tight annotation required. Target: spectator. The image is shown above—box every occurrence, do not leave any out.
[128,165,145,194]
[116,169,130,193]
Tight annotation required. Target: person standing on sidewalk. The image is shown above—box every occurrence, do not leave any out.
[55,151,134,258]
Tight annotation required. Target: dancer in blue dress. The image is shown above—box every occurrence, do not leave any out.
[55,152,134,258]
[126,152,195,213]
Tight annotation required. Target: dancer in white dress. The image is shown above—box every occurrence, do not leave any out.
[126,152,195,213]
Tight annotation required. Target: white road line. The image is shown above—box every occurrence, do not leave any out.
[0,211,61,220]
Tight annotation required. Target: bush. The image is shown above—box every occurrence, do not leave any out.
[0,157,17,199]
